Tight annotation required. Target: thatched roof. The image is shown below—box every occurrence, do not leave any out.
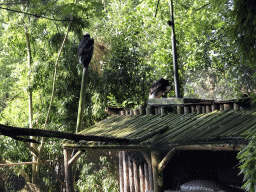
[62,109,256,150]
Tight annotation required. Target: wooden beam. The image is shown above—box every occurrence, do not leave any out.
[0,124,168,144]
[68,150,84,167]
[0,159,61,166]
[63,144,153,150]
[158,148,176,172]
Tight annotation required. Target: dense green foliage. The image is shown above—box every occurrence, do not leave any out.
[0,0,256,191]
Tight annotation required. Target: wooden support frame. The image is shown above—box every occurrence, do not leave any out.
[64,148,74,192]
[158,148,176,172]
[151,151,163,192]
[68,150,84,167]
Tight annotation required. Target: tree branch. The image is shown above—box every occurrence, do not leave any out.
[0,6,70,22]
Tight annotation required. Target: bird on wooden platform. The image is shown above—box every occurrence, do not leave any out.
[78,33,94,68]
[149,78,171,99]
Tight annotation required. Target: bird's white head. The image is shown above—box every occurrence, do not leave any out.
[84,32,90,37]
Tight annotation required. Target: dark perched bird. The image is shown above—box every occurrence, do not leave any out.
[149,78,170,98]
[78,33,94,68]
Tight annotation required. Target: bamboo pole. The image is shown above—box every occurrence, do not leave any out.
[169,0,180,98]
[144,162,149,191]
[148,163,153,190]
[128,156,135,192]
[196,105,202,114]
[76,67,89,133]
[133,161,139,192]
[139,163,145,192]
[119,152,124,192]
[0,160,60,166]
[123,152,129,192]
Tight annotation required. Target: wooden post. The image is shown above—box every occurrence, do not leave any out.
[144,162,149,191]
[196,105,202,114]
[148,163,153,190]
[146,107,153,115]
[123,152,129,192]
[139,105,146,115]
[191,105,196,113]
[224,103,233,111]
[151,151,163,192]
[119,152,124,192]
[64,148,74,192]
[219,104,224,111]
[133,161,139,192]
[184,106,191,114]
[155,108,159,115]
[177,106,183,114]
[133,109,138,115]
[206,105,211,113]
[211,104,218,111]
[234,103,240,110]
[139,163,145,192]
[128,156,134,192]
[202,105,206,113]
[160,107,167,115]
[130,109,134,116]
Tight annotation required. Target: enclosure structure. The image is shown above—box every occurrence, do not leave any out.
[63,98,254,192]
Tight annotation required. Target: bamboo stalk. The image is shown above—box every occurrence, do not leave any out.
[123,152,129,192]
[148,163,153,190]
[139,163,145,192]
[133,161,139,192]
[0,159,61,166]
[144,162,149,191]
[128,156,134,192]
[76,67,89,133]
[119,152,124,192]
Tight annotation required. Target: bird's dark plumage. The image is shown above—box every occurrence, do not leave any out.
[78,34,94,68]
[149,78,170,98]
